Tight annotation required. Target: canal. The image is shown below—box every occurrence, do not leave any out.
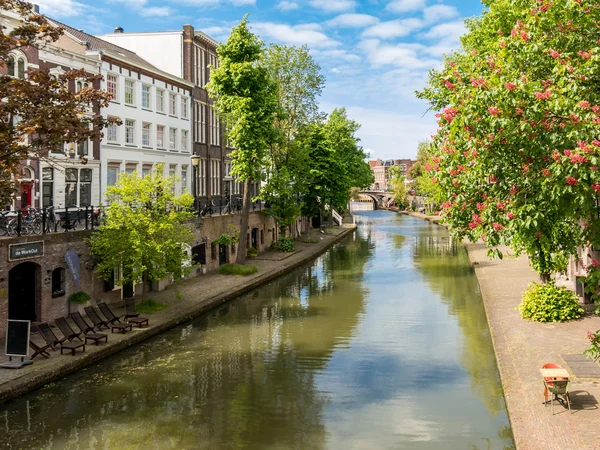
[1,211,514,449]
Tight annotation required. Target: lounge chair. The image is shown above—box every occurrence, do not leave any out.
[84,306,110,330]
[124,296,140,319]
[69,312,108,346]
[29,340,51,359]
[86,305,131,334]
[54,317,83,343]
[99,302,149,329]
[36,323,85,356]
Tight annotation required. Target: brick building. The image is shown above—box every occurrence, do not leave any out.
[369,158,416,191]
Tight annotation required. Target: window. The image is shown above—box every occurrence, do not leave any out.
[156,89,164,112]
[42,167,53,207]
[181,97,188,119]
[142,166,151,177]
[76,80,89,92]
[169,128,177,150]
[208,53,218,81]
[210,106,220,146]
[125,164,136,174]
[107,74,118,100]
[195,46,206,86]
[125,119,135,144]
[107,166,119,187]
[211,159,221,195]
[65,168,78,207]
[195,102,206,143]
[77,139,88,156]
[169,164,177,192]
[80,169,92,206]
[51,268,65,298]
[169,93,177,116]
[7,55,15,77]
[8,54,26,78]
[17,57,24,78]
[107,119,118,143]
[181,165,188,192]
[181,130,188,152]
[124,79,135,105]
[142,122,151,146]
[198,158,207,197]
[157,125,165,148]
[142,84,151,109]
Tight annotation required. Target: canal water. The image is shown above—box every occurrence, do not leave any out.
[0,211,514,449]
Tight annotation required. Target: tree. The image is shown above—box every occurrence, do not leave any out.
[88,166,194,298]
[261,44,324,239]
[388,166,409,209]
[417,0,600,280]
[409,140,442,209]
[0,0,115,205]
[206,17,277,263]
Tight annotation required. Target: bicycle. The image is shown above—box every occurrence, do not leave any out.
[199,200,215,217]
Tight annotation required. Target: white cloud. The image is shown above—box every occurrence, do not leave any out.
[386,0,426,14]
[423,5,459,24]
[172,0,255,6]
[308,0,356,13]
[276,1,299,11]
[358,39,439,71]
[34,0,86,17]
[331,67,340,73]
[362,19,423,40]
[326,14,379,28]
[422,21,466,41]
[312,48,361,62]
[253,22,340,48]
[139,6,172,17]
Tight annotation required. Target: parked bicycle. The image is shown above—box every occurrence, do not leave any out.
[199,200,215,217]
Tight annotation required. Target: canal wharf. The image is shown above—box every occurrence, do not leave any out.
[406,210,600,449]
[0,225,356,406]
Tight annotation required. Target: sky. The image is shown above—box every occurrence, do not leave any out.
[33,0,484,160]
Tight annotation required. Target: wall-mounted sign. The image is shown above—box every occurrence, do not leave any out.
[8,241,44,261]
[65,249,80,288]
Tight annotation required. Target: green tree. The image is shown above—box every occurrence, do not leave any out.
[388,166,409,209]
[88,166,194,298]
[416,0,600,280]
[0,0,116,205]
[409,140,442,210]
[207,17,277,264]
[261,44,324,238]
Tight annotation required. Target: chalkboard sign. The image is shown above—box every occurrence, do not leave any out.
[5,320,30,357]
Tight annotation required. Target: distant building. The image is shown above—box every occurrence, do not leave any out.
[368,158,416,191]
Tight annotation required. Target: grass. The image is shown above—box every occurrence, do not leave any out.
[136,299,169,314]
[218,263,258,276]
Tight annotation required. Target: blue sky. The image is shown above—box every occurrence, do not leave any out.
[35,0,484,160]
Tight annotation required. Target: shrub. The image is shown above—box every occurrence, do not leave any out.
[273,237,295,252]
[68,291,91,304]
[519,282,584,322]
[301,238,319,244]
[219,263,258,276]
[584,329,600,362]
[247,247,258,258]
[136,299,168,314]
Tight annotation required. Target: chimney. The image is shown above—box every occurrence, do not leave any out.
[114,26,124,33]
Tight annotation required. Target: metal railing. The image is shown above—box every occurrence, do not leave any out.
[1,199,269,238]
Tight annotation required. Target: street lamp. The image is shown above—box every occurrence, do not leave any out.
[191,154,201,211]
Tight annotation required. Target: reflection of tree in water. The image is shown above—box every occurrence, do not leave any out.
[1,231,374,450]
[412,228,508,419]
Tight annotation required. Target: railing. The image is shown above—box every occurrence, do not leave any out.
[331,208,343,226]
[0,200,269,238]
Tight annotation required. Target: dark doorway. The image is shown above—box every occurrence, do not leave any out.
[218,244,228,266]
[251,228,259,249]
[8,262,39,321]
[123,281,134,299]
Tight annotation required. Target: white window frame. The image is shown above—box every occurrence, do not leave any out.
[181,130,188,152]
[169,92,177,116]
[142,84,151,109]
[157,125,165,148]
[124,79,135,106]
[107,74,118,101]
[198,158,207,197]
[169,127,177,150]
[156,89,165,113]
[142,122,151,147]
[125,119,135,144]
[106,118,118,143]
[181,97,188,119]
[211,159,221,195]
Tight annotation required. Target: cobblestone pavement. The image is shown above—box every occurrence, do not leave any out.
[465,242,600,450]
[0,225,355,405]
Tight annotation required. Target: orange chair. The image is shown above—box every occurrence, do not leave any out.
[541,363,567,404]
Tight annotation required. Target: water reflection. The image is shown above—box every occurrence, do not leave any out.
[0,211,513,449]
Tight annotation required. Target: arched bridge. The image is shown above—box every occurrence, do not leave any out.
[350,191,394,210]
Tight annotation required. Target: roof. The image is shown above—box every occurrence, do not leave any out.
[47,17,154,67]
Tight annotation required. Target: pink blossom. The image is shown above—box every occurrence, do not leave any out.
[534,90,552,100]
[593,105,600,114]
[507,212,516,219]
[520,31,529,41]
[542,168,551,177]
[505,82,517,90]
[441,201,452,209]
[578,101,591,109]
[445,81,455,89]
[492,222,504,231]
[516,107,524,116]
[549,49,560,59]
[563,149,572,156]
[566,176,578,185]
[488,106,501,116]
[570,154,589,164]
[489,175,498,183]
[578,51,592,60]
[496,201,506,210]
[442,107,458,123]
[425,163,432,171]
[593,182,600,193]
[592,139,600,147]
[535,231,542,238]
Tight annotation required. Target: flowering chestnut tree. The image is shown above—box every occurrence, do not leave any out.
[417,0,600,281]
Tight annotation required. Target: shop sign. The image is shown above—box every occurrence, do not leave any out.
[8,241,44,261]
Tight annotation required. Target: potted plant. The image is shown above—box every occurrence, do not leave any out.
[68,290,91,314]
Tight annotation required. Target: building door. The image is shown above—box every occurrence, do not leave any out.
[20,183,33,209]
[8,262,39,321]
[251,228,258,249]
[218,244,228,266]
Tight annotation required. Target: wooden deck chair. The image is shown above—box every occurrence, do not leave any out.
[100,301,149,328]
[97,302,123,325]
[29,340,51,359]
[70,312,108,345]
[54,317,83,342]
[36,323,84,356]
[84,306,110,330]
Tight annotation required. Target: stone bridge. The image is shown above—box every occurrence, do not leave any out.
[350,191,395,210]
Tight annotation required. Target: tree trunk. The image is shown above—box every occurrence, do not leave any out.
[142,271,147,301]
[540,273,551,283]
[236,179,252,264]
[329,204,334,227]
